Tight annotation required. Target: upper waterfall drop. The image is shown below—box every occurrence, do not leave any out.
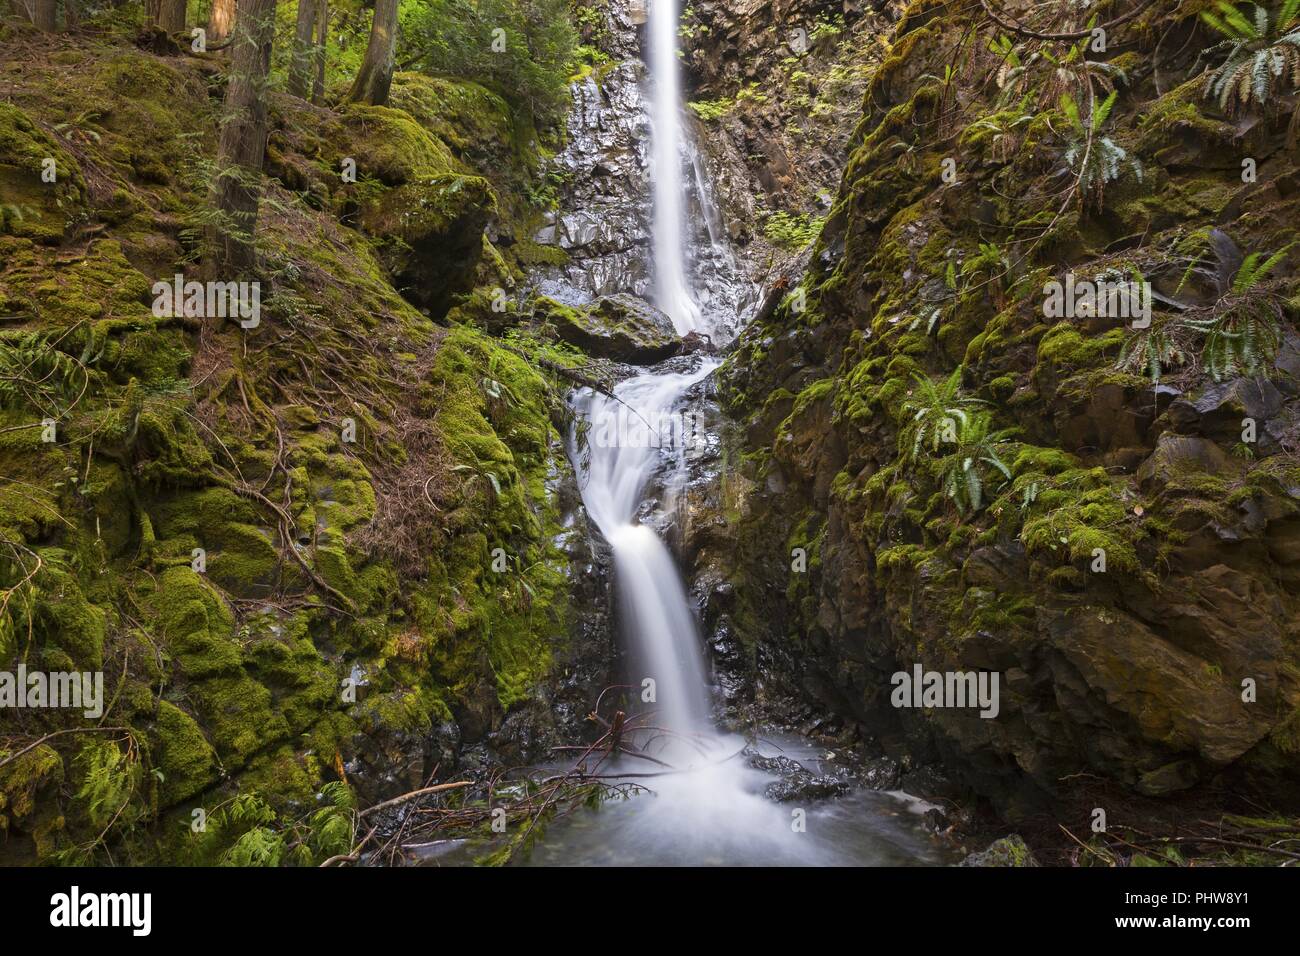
[647,0,703,336]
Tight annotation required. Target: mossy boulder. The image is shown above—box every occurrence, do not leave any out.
[960,834,1039,867]
[542,293,683,363]
[387,74,516,170]
[342,103,459,185]
[0,103,86,243]
[151,700,219,805]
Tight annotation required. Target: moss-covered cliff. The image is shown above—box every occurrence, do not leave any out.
[707,0,1300,844]
[0,13,604,864]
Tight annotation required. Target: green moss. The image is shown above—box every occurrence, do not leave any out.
[1036,322,1126,371]
[151,700,219,806]
[188,673,290,766]
[388,74,514,156]
[792,376,836,415]
[876,543,933,575]
[987,375,1016,400]
[342,103,460,184]
[0,744,65,860]
[412,325,569,711]
[1018,468,1144,575]
[148,566,239,678]
[4,238,153,328]
[512,238,568,267]
[1137,78,1237,154]
[952,588,1035,641]
[0,102,86,242]
[360,172,496,241]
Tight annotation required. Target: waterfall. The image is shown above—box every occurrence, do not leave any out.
[566,0,721,746]
[568,360,826,861]
[570,365,716,736]
[531,0,950,866]
[648,0,703,334]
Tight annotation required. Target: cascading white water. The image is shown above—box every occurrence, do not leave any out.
[569,360,830,863]
[571,365,715,736]
[648,0,702,333]
[560,365,951,863]
[524,0,956,866]
[556,3,822,860]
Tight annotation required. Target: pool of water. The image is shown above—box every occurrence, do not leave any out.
[414,734,960,867]
[519,735,956,867]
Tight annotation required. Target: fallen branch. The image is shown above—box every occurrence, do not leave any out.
[358,780,472,819]
[978,0,1157,41]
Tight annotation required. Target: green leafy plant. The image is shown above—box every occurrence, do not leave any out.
[304,780,357,860]
[1200,0,1300,112]
[961,100,1035,163]
[1059,90,1142,204]
[762,210,825,250]
[991,29,1128,110]
[1118,234,1292,382]
[75,740,142,830]
[0,330,88,413]
[403,0,578,128]
[687,98,732,121]
[1115,321,1191,383]
[201,784,357,867]
[935,412,1014,515]
[1187,240,1290,380]
[960,241,1015,308]
[901,366,983,460]
[809,13,845,45]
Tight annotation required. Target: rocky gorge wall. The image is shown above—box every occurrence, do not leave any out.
[536,0,756,332]
[687,0,1300,833]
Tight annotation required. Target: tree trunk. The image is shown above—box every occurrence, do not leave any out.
[209,0,236,45]
[156,0,185,33]
[287,0,318,99]
[312,0,328,105]
[29,0,56,31]
[347,0,398,107]
[205,0,275,279]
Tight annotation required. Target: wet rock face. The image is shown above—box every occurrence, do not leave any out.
[749,752,853,802]
[532,0,758,335]
[539,57,653,301]
[680,0,901,252]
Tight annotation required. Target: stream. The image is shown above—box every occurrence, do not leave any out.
[502,0,953,866]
